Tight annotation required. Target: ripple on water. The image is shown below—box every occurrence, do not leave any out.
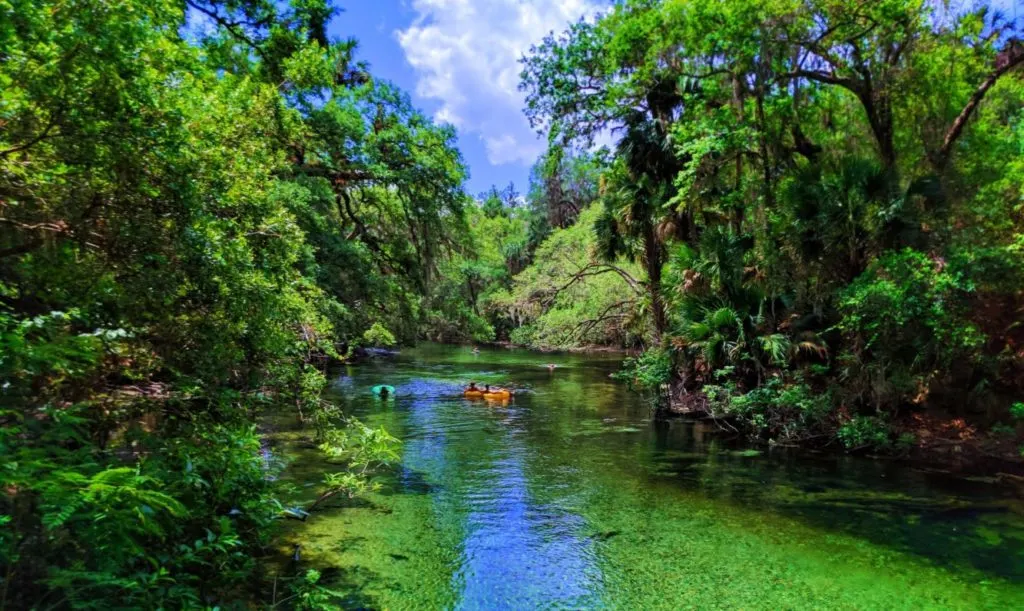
[272,344,1024,609]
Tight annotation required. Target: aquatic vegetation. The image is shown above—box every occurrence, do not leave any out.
[273,346,1024,609]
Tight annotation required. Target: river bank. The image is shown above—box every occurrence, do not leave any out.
[663,393,1024,494]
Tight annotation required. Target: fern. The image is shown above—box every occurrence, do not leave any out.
[758,334,792,366]
[43,496,85,530]
[42,467,187,533]
[89,467,136,486]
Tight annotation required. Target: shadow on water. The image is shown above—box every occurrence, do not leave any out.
[307,566,381,610]
[646,417,1024,580]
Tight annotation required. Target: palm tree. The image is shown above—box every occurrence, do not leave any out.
[596,111,683,344]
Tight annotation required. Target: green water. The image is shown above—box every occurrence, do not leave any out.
[272,344,1024,609]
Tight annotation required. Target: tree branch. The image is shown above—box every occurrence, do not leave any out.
[561,299,633,344]
[0,117,59,158]
[778,69,857,91]
[545,262,643,305]
[931,41,1024,170]
[289,165,375,184]
[185,0,268,62]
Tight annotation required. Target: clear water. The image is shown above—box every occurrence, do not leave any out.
[272,344,1024,609]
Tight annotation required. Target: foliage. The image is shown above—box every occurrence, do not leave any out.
[521,0,1024,448]
[837,417,895,451]
[310,417,401,511]
[362,322,397,348]
[290,569,346,611]
[838,249,987,408]
[2,0,1024,603]
[705,377,834,442]
[486,205,644,349]
[615,348,673,392]
[419,201,524,344]
[0,0,461,607]
[525,148,607,248]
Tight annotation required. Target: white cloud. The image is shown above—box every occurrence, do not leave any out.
[396,0,601,166]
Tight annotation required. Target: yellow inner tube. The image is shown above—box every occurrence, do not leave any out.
[464,390,484,398]
[483,390,511,400]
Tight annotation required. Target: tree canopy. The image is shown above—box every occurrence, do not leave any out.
[520,0,1024,445]
[1,1,466,606]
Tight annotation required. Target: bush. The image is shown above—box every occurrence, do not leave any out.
[362,322,397,347]
[615,348,673,391]
[837,416,893,449]
[722,378,834,441]
[839,249,986,407]
[508,324,537,347]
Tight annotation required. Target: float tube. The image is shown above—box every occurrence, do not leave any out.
[372,385,395,397]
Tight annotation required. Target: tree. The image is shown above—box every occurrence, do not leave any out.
[521,5,695,342]
[528,148,604,233]
[0,0,466,606]
[489,205,644,349]
[520,0,1024,447]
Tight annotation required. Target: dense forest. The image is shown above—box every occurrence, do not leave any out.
[512,0,1024,455]
[1,0,1022,608]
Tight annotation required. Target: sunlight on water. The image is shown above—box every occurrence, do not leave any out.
[271,344,1024,609]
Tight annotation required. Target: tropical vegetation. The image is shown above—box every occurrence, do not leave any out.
[516,0,1024,450]
[2,0,1023,607]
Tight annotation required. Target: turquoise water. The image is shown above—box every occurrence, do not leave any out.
[272,344,1024,609]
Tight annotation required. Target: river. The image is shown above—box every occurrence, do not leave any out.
[271,343,1024,609]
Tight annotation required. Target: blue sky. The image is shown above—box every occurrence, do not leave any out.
[330,0,1021,197]
[329,1,602,196]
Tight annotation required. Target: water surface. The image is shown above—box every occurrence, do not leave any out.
[274,344,1024,609]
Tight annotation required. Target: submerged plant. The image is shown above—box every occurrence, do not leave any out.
[307,417,401,512]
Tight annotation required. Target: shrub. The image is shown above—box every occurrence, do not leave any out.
[725,378,833,441]
[508,324,537,347]
[837,416,893,449]
[362,322,397,347]
[615,347,673,391]
[838,249,986,407]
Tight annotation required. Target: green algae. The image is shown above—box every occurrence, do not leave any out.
[268,344,1024,609]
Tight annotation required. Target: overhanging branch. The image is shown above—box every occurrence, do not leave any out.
[931,41,1024,170]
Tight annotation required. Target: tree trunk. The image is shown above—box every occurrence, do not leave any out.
[859,89,899,190]
[642,216,667,345]
[754,86,773,236]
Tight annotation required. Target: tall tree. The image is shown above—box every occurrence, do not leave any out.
[521,0,1024,444]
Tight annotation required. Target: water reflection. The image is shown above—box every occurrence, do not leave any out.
[274,344,1024,608]
[399,390,601,608]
